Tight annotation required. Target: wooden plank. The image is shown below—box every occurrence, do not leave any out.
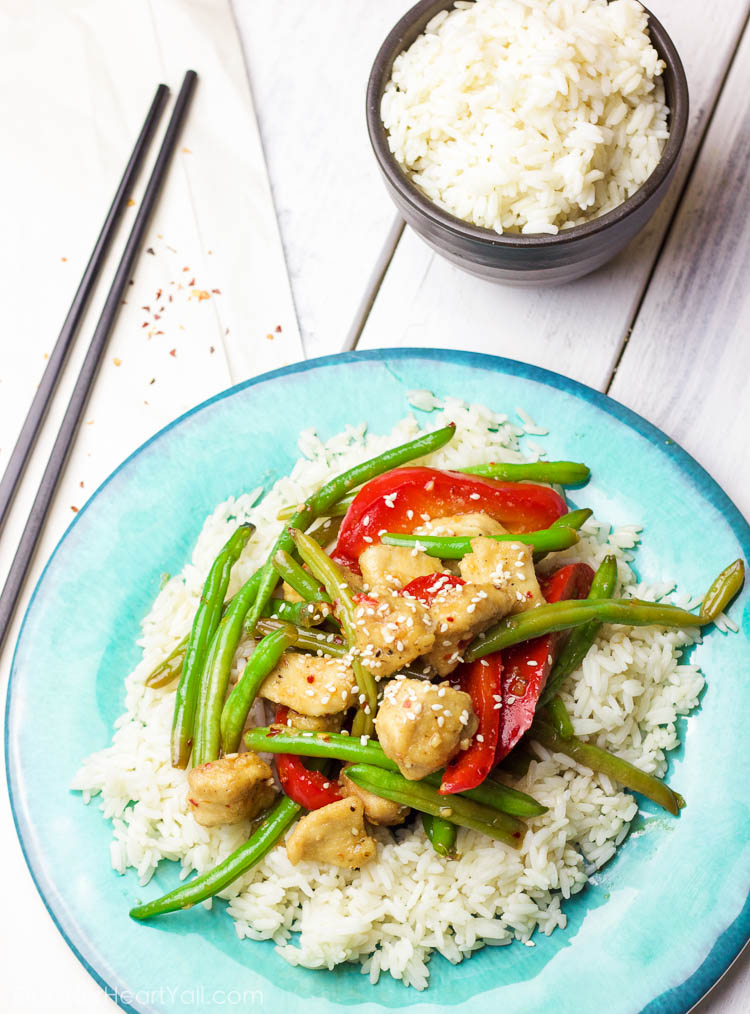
[609,18,750,523]
[357,0,750,391]
[232,0,412,358]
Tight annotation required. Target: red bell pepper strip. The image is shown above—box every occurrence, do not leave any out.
[273,707,342,809]
[494,563,594,762]
[401,572,465,604]
[334,467,567,569]
[439,653,504,794]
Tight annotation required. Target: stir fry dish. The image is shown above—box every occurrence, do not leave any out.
[124,424,744,922]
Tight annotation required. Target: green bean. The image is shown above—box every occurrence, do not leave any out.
[545,695,575,739]
[530,717,684,816]
[243,728,545,818]
[170,524,254,768]
[345,765,523,847]
[538,555,618,709]
[466,597,710,662]
[277,498,352,521]
[146,523,340,692]
[532,509,593,563]
[461,461,591,484]
[241,425,457,647]
[146,597,322,691]
[422,814,457,857]
[550,508,592,531]
[129,796,300,920]
[146,637,190,689]
[381,525,580,559]
[273,550,330,603]
[275,462,591,521]
[291,529,378,737]
[220,628,297,754]
[494,750,533,780]
[700,559,745,621]
[192,575,265,766]
[263,597,331,628]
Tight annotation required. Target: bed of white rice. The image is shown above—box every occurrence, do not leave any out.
[72,396,704,990]
[381,0,669,235]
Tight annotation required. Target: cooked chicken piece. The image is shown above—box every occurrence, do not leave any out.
[375,678,478,780]
[281,580,303,603]
[421,581,514,676]
[187,752,276,827]
[340,563,366,594]
[339,764,410,826]
[359,544,441,592]
[460,537,545,615]
[260,652,356,716]
[280,708,344,732]
[286,797,376,869]
[416,511,508,538]
[352,590,435,677]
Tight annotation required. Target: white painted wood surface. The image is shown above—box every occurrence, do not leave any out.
[357,0,750,390]
[1,0,749,1010]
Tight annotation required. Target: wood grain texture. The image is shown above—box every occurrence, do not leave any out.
[231,0,412,357]
[610,19,750,523]
[357,0,750,392]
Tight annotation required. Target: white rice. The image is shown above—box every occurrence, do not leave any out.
[381,0,669,235]
[72,398,704,990]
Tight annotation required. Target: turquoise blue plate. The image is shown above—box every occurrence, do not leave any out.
[6,350,750,1014]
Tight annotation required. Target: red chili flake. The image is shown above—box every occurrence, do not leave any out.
[188,277,196,287]
[306,675,315,684]
[169,349,176,357]
[146,247,155,255]
[211,288,221,295]
[159,306,165,312]
[155,330,164,335]
[71,506,79,513]
[168,295,173,302]
[141,306,150,312]
[267,727,280,738]
[141,322,148,329]
[275,324,282,333]
[79,481,84,488]
[209,346,215,354]
[182,266,190,272]
[403,699,411,708]
[188,798,197,807]
[154,314,161,320]
[225,327,230,335]
[156,288,162,300]
[61,257,67,262]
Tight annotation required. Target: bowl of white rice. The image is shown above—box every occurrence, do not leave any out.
[367,0,688,285]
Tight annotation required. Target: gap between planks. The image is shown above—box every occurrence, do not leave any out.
[342,215,405,352]
[605,2,750,395]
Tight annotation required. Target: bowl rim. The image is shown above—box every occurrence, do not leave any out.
[366,0,689,248]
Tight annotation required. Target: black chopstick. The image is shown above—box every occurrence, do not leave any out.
[0,83,170,537]
[0,70,198,652]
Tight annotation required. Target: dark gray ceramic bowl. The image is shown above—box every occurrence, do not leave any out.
[366,0,689,286]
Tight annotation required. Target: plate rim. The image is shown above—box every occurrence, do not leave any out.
[6,347,750,1014]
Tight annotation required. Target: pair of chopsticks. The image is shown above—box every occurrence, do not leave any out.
[0,70,198,652]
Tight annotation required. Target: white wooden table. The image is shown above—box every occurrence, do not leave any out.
[2,0,748,1010]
